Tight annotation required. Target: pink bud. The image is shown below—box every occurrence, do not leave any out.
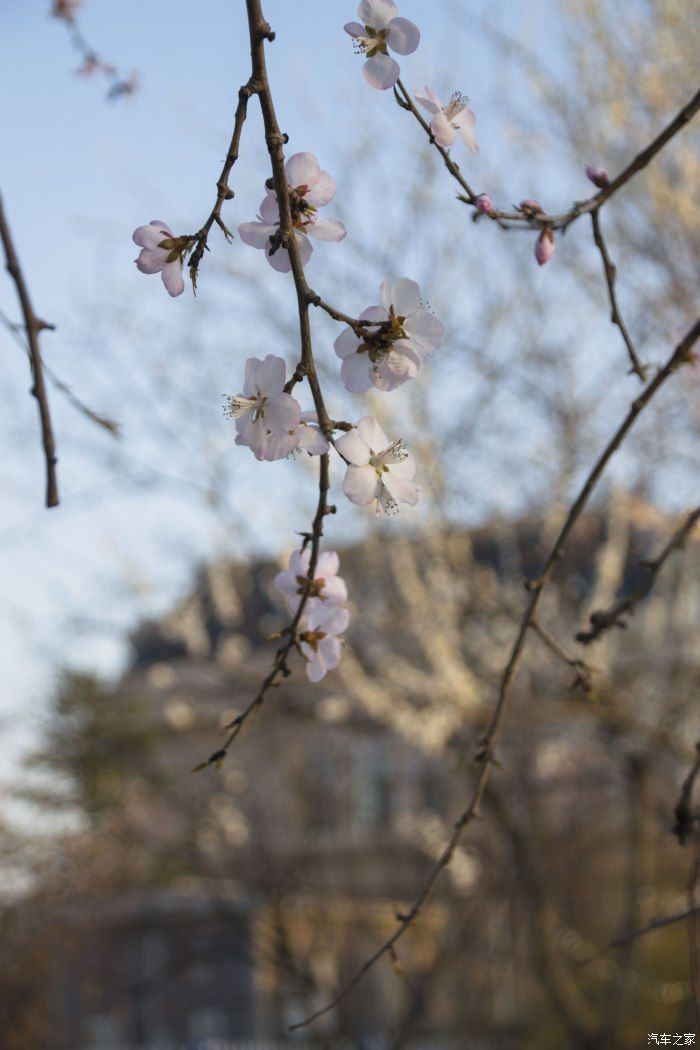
[585,164,610,189]
[475,194,493,214]
[519,198,543,214]
[535,228,555,266]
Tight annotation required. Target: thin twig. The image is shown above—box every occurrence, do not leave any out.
[590,210,646,380]
[577,506,700,645]
[290,317,700,1031]
[530,619,596,697]
[0,191,59,507]
[609,905,700,949]
[188,78,256,287]
[395,80,700,231]
[0,307,120,437]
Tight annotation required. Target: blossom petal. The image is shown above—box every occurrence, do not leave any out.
[387,16,420,56]
[266,232,313,272]
[360,305,389,323]
[264,392,301,433]
[161,260,185,297]
[335,429,370,466]
[306,219,346,242]
[317,551,340,577]
[403,310,445,357]
[263,430,303,461]
[381,277,420,316]
[133,222,172,249]
[357,415,390,452]
[238,221,274,250]
[431,111,457,148]
[383,469,421,506]
[321,575,348,605]
[296,424,329,455]
[344,20,365,36]
[456,108,479,154]
[334,327,361,359]
[340,354,373,393]
[274,569,297,596]
[253,354,287,397]
[135,247,168,274]
[414,86,442,115]
[238,417,268,460]
[259,192,280,223]
[363,52,400,90]
[285,152,320,190]
[343,464,380,505]
[305,171,336,207]
[358,0,398,30]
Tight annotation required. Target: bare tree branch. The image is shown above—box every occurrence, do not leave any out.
[577,506,700,645]
[0,191,59,507]
[590,210,647,381]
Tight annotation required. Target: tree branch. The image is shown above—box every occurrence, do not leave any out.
[0,191,59,507]
[290,316,700,1031]
[590,210,647,380]
[577,505,700,645]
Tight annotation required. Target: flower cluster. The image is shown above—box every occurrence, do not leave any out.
[225,355,327,462]
[239,152,346,273]
[275,549,350,681]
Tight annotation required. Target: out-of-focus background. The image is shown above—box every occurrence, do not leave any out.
[1,1,699,1047]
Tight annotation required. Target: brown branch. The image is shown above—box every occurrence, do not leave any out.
[194,452,331,771]
[590,210,647,381]
[609,905,700,949]
[674,742,700,846]
[196,0,340,768]
[577,505,700,645]
[395,79,700,232]
[0,307,120,437]
[0,191,59,507]
[530,619,596,697]
[290,316,700,1031]
[188,79,256,287]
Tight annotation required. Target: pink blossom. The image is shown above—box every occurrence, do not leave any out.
[344,0,420,90]
[238,152,345,273]
[299,604,350,682]
[275,549,348,612]
[586,164,610,189]
[132,220,185,297]
[475,194,493,214]
[226,355,302,461]
[334,278,444,394]
[535,228,555,266]
[335,416,421,516]
[414,86,478,152]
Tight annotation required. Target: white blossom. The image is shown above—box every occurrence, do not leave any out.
[334,278,444,393]
[226,355,301,461]
[274,549,348,612]
[344,0,420,90]
[132,220,185,297]
[415,86,478,152]
[299,603,350,682]
[238,152,345,273]
[335,415,421,516]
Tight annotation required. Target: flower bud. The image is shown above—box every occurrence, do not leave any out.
[585,164,610,189]
[535,228,555,266]
[475,194,493,214]
[519,198,543,215]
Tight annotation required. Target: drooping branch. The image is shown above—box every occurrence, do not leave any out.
[674,742,700,847]
[590,210,646,380]
[290,317,700,1030]
[577,506,700,645]
[0,191,59,507]
[609,904,700,949]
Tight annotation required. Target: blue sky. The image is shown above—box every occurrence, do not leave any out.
[3,0,682,778]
